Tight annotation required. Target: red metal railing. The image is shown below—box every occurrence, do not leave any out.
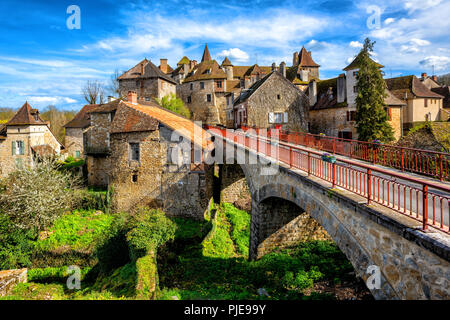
[206,126,450,234]
[237,125,450,181]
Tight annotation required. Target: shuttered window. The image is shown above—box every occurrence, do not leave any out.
[12,141,25,155]
[129,143,140,162]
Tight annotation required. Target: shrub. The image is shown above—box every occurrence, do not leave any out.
[0,158,81,234]
[0,214,33,269]
[127,208,176,261]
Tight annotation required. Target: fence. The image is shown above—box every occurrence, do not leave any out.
[206,126,450,234]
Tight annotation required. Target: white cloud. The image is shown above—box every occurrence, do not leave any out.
[410,38,431,46]
[218,48,249,62]
[349,41,363,48]
[419,56,450,71]
[404,0,442,12]
[384,18,395,25]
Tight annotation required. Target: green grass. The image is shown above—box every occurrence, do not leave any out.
[35,210,113,252]
[157,203,357,300]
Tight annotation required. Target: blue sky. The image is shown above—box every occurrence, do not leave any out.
[0,0,449,111]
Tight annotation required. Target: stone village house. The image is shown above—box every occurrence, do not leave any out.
[84,92,213,218]
[232,71,309,132]
[63,104,99,159]
[117,58,177,101]
[0,102,63,177]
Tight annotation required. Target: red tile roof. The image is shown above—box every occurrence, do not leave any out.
[118,59,176,85]
[64,104,99,128]
[6,102,47,126]
[297,47,320,67]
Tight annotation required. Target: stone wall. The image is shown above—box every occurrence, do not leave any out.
[179,80,227,125]
[245,72,309,132]
[240,158,450,300]
[119,78,176,100]
[108,126,213,219]
[219,164,250,204]
[65,127,84,158]
[0,269,27,297]
[309,107,357,138]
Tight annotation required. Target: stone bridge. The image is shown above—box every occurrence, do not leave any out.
[208,132,450,300]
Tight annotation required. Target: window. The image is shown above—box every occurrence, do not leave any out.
[274,112,283,123]
[353,71,358,76]
[277,94,281,100]
[346,111,357,121]
[216,81,222,88]
[129,143,140,161]
[75,150,81,158]
[132,174,138,183]
[206,94,212,102]
[384,107,392,121]
[15,158,23,169]
[424,99,428,108]
[190,83,193,90]
[206,69,211,74]
[12,140,25,155]
[200,82,205,89]
[187,96,192,103]
[353,86,358,93]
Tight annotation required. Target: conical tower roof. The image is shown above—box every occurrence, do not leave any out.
[201,44,212,62]
[221,56,233,67]
[7,102,47,125]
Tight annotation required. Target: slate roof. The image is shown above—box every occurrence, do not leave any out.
[201,44,212,62]
[385,75,444,99]
[6,102,47,126]
[88,99,122,114]
[343,52,384,71]
[226,80,241,93]
[177,56,190,66]
[232,65,272,79]
[63,104,99,128]
[117,59,177,85]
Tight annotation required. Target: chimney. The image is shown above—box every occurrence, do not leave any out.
[337,74,346,103]
[432,75,438,82]
[190,60,197,70]
[308,80,317,107]
[183,63,189,76]
[421,72,427,79]
[293,52,299,66]
[272,62,277,72]
[226,66,234,81]
[160,59,168,73]
[128,91,137,104]
[280,62,286,78]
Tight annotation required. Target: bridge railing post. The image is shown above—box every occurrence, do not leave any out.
[439,154,443,181]
[307,151,311,176]
[350,141,353,159]
[290,147,293,168]
[422,184,428,231]
[332,162,336,188]
[332,138,336,154]
[367,169,372,204]
[401,148,405,172]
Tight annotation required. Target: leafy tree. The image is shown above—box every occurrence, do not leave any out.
[156,94,191,119]
[0,158,81,236]
[355,38,394,142]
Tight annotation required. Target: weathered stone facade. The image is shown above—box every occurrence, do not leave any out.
[0,103,63,177]
[234,71,309,132]
[85,98,213,219]
[64,127,84,158]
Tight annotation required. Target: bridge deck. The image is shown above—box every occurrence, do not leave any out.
[208,127,450,234]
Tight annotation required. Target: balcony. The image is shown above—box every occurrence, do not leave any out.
[85,146,110,156]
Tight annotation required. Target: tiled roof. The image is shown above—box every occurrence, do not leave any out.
[221,57,233,67]
[201,44,212,62]
[110,100,211,149]
[297,47,320,67]
[159,64,174,74]
[6,102,47,126]
[232,65,272,79]
[63,104,99,128]
[384,89,406,106]
[183,60,227,82]
[177,56,190,66]
[226,80,240,93]
[117,59,177,84]
[31,144,56,157]
[88,99,121,114]
[386,75,444,99]
[343,52,384,71]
